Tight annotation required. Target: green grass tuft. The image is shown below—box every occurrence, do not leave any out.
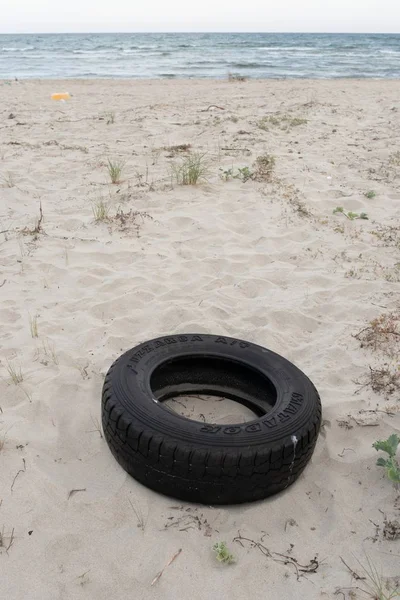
[107,159,124,184]
[92,199,110,222]
[356,554,400,599]
[173,152,208,185]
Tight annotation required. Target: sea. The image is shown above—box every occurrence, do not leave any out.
[0,32,399,79]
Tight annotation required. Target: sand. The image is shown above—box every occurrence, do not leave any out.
[0,78,400,599]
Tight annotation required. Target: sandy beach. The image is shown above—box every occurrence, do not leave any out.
[1,78,400,599]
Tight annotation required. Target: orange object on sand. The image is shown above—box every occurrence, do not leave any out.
[51,92,71,101]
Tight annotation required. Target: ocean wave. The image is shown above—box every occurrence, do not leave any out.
[258,45,319,50]
[257,45,367,52]
[185,60,224,65]
[72,48,117,55]
[379,49,400,54]
[230,62,266,68]
[1,47,34,52]
[93,44,120,50]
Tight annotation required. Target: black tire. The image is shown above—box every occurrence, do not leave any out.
[102,334,321,505]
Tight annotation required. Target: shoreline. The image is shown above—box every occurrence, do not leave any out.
[2,76,400,81]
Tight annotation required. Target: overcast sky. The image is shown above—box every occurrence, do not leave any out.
[1,0,399,34]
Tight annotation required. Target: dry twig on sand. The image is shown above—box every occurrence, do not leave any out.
[151,548,182,586]
[200,105,225,112]
[11,458,26,492]
[340,556,366,581]
[233,533,320,580]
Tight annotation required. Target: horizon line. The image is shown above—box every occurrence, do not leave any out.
[1,30,400,35]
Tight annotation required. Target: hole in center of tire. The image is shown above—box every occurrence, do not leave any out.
[150,355,277,424]
[164,394,259,424]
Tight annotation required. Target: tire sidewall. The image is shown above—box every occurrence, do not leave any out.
[107,334,319,449]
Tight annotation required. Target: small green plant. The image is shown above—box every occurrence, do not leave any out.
[219,167,234,181]
[364,190,376,199]
[107,159,124,184]
[92,199,110,222]
[29,314,39,338]
[219,158,275,184]
[6,360,23,385]
[105,111,115,125]
[333,206,368,220]
[236,166,253,182]
[373,434,400,485]
[173,152,208,185]
[213,541,235,564]
[219,166,255,182]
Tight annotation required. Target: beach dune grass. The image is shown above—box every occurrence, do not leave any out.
[92,199,110,222]
[29,314,39,338]
[173,152,208,185]
[107,159,124,184]
[1,172,15,188]
[6,360,23,385]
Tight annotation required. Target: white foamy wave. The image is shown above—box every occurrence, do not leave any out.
[379,49,400,55]
[1,47,33,52]
[259,46,318,51]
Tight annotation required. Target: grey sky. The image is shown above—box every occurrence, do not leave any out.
[1,0,399,34]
